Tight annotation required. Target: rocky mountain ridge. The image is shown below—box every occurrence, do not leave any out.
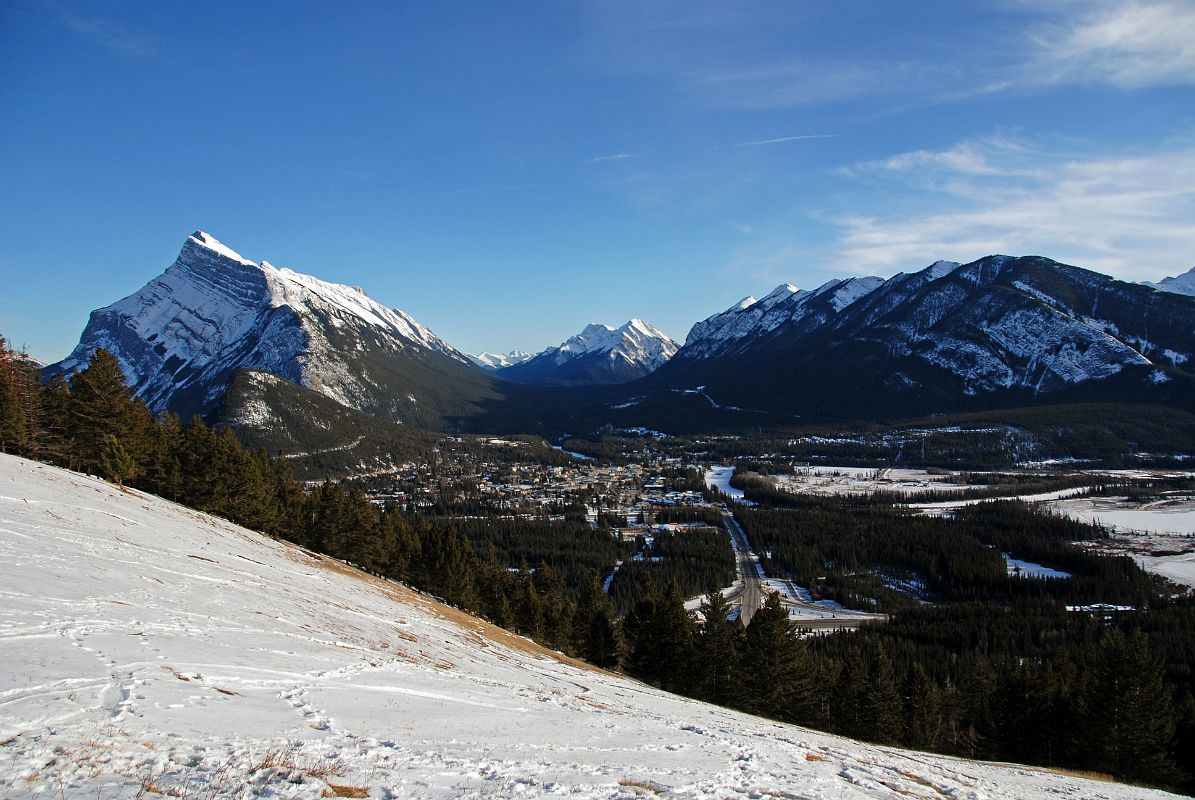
[46,232,495,428]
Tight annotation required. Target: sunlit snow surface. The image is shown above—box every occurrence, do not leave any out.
[0,455,1175,799]
[703,466,746,502]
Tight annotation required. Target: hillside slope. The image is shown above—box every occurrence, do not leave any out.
[0,454,1176,799]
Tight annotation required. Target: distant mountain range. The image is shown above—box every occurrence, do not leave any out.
[45,233,1195,450]
[468,351,534,370]
[494,320,678,386]
[641,254,1195,420]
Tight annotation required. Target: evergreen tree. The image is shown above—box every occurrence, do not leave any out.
[829,645,868,739]
[623,577,695,692]
[1083,630,1180,785]
[0,335,28,454]
[863,645,902,745]
[38,373,72,466]
[65,349,138,476]
[101,433,136,488]
[577,578,623,669]
[742,592,814,724]
[694,587,743,706]
[516,576,545,640]
[903,662,941,751]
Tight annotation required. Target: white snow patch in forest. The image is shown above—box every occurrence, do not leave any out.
[704,466,745,501]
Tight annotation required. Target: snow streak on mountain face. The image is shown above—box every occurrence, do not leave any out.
[47,232,477,420]
[0,453,1178,799]
[497,319,679,386]
[675,255,1195,398]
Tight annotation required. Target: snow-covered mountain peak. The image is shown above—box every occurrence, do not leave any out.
[925,259,962,280]
[735,295,758,310]
[186,230,254,265]
[47,231,474,419]
[625,318,666,338]
[468,350,535,370]
[496,318,678,385]
[760,283,800,306]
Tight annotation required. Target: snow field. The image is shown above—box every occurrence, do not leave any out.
[0,454,1177,799]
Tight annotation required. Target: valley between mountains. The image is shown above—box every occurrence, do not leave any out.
[0,454,1177,800]
[4,230,1195,797]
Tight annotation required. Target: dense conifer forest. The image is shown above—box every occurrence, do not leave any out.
[1,339,1191,793]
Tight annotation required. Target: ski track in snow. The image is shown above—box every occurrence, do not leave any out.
[0,454,1176,799]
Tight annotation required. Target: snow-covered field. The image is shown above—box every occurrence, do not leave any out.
[773,467,972,497]
[0,454,1175,799]
[703,466,745,502]
[1051,497,1195,589]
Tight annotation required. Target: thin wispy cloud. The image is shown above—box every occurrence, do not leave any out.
[57,9,155,57]
[726,134,838,149]
[440,182,546,196]
[590,153,638,163]
[840,136,1041,179]
[1025,1,1195,89]
[829,137,1195,280]
[688,61,916,109]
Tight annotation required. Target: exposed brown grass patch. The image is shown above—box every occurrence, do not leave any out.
[1045,767,1116,783]
[804,753,824,761]
[618,778,664,794]
[214,687,239,696]
[575,694,607,710]
[897,770,947,796]
[325,784,369,798]
[309,553,609,674]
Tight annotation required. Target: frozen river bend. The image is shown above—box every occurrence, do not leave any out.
[0,454,1175,799]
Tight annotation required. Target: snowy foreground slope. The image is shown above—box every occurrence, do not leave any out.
[0,455,1174,800]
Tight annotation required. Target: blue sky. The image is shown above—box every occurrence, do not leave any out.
[2,0,1193,362]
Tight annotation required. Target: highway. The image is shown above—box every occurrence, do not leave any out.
[719,506,887,631]
[721,509,764,625]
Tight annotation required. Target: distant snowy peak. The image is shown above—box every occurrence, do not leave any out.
[47,231,476,420]
[559,319,676,363]
[496,319,678,386]
[1147,266,1195,297]
[468,351,534,370]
